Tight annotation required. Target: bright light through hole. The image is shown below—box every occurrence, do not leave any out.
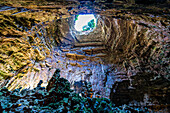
[74,14,96,32]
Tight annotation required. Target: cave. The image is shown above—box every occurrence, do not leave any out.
[0,0,169,112]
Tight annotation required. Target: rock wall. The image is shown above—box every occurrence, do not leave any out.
[0,0,169,110]
[101,15,169,80]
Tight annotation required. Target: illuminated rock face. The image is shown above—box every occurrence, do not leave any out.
[0,11,169,96]
[102,16,169,78]
[0,1,169,110]
[48,14,169,100]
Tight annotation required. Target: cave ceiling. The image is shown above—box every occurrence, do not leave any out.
[0,0,169,109]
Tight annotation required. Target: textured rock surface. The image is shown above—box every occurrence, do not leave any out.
[102,16,169,78]
[0,0,169,111]
[0,70,151,112]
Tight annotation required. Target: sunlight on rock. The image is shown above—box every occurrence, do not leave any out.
[74,14,96,32]
[0,0,169,112]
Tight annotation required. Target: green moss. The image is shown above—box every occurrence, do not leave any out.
[75,15,79,21]
[0,69,151,112]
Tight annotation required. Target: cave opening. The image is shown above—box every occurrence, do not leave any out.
[74,14,97,35]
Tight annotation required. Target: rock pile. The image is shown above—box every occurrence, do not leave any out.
[0,69,149,112]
